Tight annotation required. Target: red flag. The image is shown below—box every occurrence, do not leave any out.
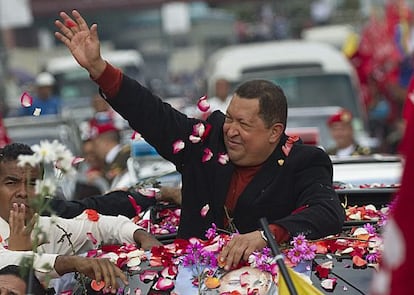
[370,75,414,295]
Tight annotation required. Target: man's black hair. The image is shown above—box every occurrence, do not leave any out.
[0,143,34,162]
[0,265,46,295]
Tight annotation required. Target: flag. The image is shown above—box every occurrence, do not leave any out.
[369,75,414,295]
[278,267,323,295]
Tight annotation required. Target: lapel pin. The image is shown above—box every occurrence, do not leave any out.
[278,159,284,166]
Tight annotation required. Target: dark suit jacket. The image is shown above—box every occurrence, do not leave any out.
[106,76,345,240]
[44,190,156,218]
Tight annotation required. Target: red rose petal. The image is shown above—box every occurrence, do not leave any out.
[20,92,32,107]
[91,280,105,291]
[65,19,77,28]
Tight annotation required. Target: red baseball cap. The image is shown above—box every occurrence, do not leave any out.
[88,119,119,139]
[327,108,353,126]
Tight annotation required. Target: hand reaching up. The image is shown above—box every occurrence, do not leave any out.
[8,203,38,251]
[54,10,106,79]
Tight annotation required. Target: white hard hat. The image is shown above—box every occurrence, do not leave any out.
[35,72,55,86]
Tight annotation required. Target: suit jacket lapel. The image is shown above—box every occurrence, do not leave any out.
[212,160,234,226]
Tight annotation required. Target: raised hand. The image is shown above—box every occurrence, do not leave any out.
[55,256,128,293]
[8,203,37,251]
[218,231,267,271]
[54,10,106,79]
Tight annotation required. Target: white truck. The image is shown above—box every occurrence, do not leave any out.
[44,49,145,122]
[204,40,372,149]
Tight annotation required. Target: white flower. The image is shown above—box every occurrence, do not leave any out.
[35,179,57,197]
[31,140,58,164]
[17,154,40,167]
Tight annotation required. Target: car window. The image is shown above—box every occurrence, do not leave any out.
[238,72,359,117]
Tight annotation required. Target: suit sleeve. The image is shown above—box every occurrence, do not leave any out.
[273,147,345,239]
[46,190,156,218]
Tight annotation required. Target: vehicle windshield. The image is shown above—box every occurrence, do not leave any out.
[229,72,368,149]
[235,73,360,116]
[55,65,143,105]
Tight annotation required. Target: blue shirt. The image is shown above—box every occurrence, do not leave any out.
[19,95,61,116]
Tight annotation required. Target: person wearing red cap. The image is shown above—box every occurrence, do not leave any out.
[87,119,132,191]
[325,108,371,157]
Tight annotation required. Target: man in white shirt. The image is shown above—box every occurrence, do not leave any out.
[0,143,161,293]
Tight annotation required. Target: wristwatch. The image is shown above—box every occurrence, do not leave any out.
[260,230,271,243]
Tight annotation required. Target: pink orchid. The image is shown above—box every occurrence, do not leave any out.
[202,148,213,162]
[172,140,185,154]
[20,92,32,107]
[197,95,210,112]
[200,204,210,217]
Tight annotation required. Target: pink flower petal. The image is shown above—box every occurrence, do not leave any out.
[197,95,210,112]
[154,277,175,291]
[72,157,85,165]
[127,194,142,216]
[218,153,229,165]
[126,257,141,267]
[65,19,77,28]
[134,288,142,295]
[282,144,292,157]
[189,135,201,143]
[86,232,98,245]
[172,139,185,154]
[192,123,205,137]
[321,278,337,290]
[139,270,159,282]
[161,265,178,279]
[20,92,32,107]
[240,271,250,287]
[131,131,142,140]
[200,204,210,217]
[202,148,213,162]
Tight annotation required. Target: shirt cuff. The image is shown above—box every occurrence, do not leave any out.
[33,252,60,278]
[92,61,123,99]
[268,224,290,244]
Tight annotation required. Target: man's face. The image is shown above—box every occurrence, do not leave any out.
[0,160,41,222]
[0,274,27,295]
[223,95,282,166]
[329,122,354,149]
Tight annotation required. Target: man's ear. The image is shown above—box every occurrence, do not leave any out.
[269,123,284,143]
